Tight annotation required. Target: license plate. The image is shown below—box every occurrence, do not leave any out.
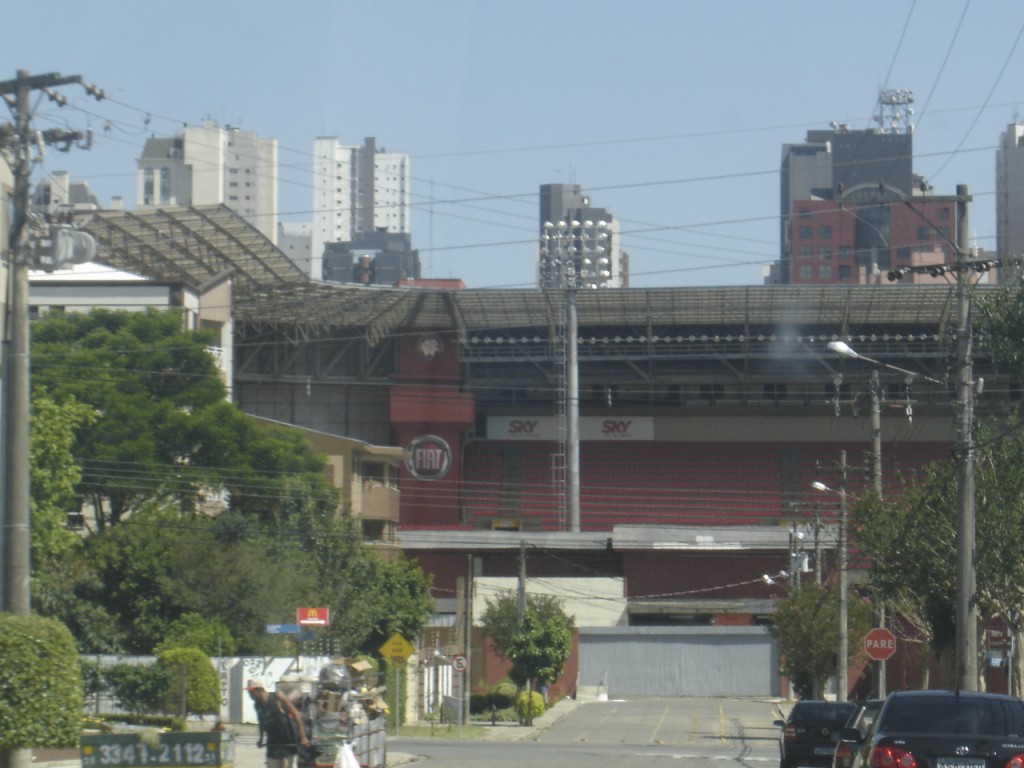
[936,759,986,768]
[814,747,836,755]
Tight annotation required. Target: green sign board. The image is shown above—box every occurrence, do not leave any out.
[80,732,233,768]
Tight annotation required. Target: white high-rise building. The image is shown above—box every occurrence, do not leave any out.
[311,136,409,280]
[136,120,278,243]
[996,121,1024,262]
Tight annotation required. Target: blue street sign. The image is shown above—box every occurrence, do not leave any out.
[265,623,301,634]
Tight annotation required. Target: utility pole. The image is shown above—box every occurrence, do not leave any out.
[954,183,978,691]
[868,369,886,697]
[812,450,849,701]
[0,70,101,617]
[517,539,527,622]
[0,67,101,768]
[837,450,849,701]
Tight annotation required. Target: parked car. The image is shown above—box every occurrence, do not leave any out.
[833,699,884,768]
[775,700,859,768]
[842,690,1024,768]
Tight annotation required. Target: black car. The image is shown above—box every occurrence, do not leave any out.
[776,700,859,768]
[843,690,1024,768]
[834,700,884,768]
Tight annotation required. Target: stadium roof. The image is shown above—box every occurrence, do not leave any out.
[80,205,966,345]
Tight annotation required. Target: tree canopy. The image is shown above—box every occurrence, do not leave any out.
[769,582,872,699]
[27,307,434,658]
[480,592,575,691]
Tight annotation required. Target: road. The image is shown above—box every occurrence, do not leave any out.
[392,697,785,767]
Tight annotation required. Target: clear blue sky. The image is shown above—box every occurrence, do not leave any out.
[6,1,1024,289]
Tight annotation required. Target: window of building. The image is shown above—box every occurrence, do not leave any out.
[819,225,833,239]
[939,207,950,220]
[819,264,832,278]
[838,264,852,279]
[699,384,724,403]
[799,226,813,239]
[839,246,852,260]
[820,247,832,259]
[362,462,386,484]
[917,226,931,241]
[800,246,813,258]
[143,168,154,205]
[799,265,813,279]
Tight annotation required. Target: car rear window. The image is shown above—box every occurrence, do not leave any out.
[882,697,1024,736]
[791,702,857,722]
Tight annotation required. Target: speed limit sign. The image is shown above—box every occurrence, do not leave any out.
[451,653,467,672]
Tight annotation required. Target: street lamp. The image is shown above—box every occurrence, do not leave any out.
[827,339,944,695]
[827,341,944,386]
[812,451,848,701]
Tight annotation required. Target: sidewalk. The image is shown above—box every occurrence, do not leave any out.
[31,699,579,768]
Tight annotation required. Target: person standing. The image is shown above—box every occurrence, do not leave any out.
[247,677,310,768]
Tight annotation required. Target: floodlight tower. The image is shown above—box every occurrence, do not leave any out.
[875,89,915,135]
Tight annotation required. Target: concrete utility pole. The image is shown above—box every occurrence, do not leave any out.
[954,184,978,691]
[0,70,101,619]
[837,450,849,701]
[812,450,849,701]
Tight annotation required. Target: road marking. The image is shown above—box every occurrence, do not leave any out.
[651,703,671,743]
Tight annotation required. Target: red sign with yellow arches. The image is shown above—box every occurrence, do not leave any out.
[297,607,330,627]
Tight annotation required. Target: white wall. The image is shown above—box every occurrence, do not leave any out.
[473,576,629,628]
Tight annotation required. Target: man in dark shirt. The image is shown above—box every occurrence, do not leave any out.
[247,677,310,768]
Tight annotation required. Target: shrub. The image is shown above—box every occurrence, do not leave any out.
[103,663,171,714]
[0,614,83,749]
[489,680,516,710]
[158,647,220,716]
[515,690,545,722]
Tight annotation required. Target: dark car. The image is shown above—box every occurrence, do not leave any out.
[833,700,884,768]
[775,700,859,768]
[843,690,1024,768]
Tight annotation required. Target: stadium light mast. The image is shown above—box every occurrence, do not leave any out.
[540,220,583,532]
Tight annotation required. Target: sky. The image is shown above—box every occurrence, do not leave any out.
[5,1,1024,290]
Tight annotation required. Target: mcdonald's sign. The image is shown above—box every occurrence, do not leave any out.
[296,607,330,627]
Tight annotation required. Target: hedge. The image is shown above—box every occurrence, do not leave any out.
[0,614,83,749]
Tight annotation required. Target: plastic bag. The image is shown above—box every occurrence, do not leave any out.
[333,743,360,768]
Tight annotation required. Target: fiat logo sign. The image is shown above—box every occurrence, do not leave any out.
[406,435,452,481]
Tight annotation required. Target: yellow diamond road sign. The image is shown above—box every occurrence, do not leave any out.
[379,632,415,662]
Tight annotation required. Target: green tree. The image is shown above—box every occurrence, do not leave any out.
[481,591,575,716]
[31,309,225,528]
[155,613,237,657]
[0,615,83,751]
[506,611,573,688]
[769,582,872,699]
[976,285,1024,376]
[853,471,958,684]
[158,647,220,716]
[285,497,433,657]
[30,308,331,529]
[84,507,314,654]
[30,390,93,565]
[480,592,573,659]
